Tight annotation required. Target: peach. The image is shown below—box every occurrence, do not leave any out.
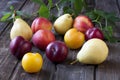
[31,17,52,33]
[73,15,94,33]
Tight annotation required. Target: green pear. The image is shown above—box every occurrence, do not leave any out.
[54,14,73,35]
[10,18,33,41]
[77,38,109,64]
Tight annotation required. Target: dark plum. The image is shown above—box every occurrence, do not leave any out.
[46,41,68,63]
[9,36,32,59]
[85,27,104,40]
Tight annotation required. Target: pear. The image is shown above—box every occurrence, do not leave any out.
[54,14,73,35]
[10,18,33,41]
[76,38,109,64]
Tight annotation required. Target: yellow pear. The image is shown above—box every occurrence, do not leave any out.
[77,38,109,64]
[10,18,33,40]
[54,14,73,35]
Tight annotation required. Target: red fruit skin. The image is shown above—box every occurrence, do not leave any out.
[9,36,32,59]
[31,17,52,33]
[46,41,68,63]
[85,27,104,40]
[32,30,56,50]
[73,15,94,33]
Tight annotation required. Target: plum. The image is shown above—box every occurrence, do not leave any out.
[46,41,68,63]
[85,27,104,40]
[9,36,32,59]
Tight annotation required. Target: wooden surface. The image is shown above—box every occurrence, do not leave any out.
[0,0,120,80]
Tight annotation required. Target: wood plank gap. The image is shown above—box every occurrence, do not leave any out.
[116,0,120,14]
[94,65,97,80]
[0,23,11,37]
[17,0,28,11]
[8,61,19,80]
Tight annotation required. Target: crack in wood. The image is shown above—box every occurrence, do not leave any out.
[116,0,120,14]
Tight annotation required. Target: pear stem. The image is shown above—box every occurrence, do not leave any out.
[70,59,78,65]
[71,13,75,17]
[13,10,16,22]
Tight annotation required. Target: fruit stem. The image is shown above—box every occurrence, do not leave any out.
[70,59,78,65]
[71,13,75,17]
[13,10,16,22]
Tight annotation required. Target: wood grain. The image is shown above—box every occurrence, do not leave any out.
[53,65,94,80]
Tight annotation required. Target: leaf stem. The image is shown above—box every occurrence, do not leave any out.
[50,0,61,9]
[96,15,100,21]
[105,18,108,27]
[92,20,103,30]
[55,3,60,12]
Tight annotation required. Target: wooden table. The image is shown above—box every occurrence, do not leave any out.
[0,0,120,80]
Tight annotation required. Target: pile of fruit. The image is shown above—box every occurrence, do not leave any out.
[9,13,109,73]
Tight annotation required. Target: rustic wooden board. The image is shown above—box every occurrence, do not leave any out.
[95,0,119,13]
[53,65,94,80]
[96,43,120,80]
[0,24,10,63]
[0,0,28,80]
[0,22,19,80]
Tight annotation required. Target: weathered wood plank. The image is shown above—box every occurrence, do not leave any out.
[0,51,18,80]
[96,43,120,80]
[0,0,29,80]
[37,55,56,80]
[53,65,94,80]
[95,0,119,13]
[0,23,13,61]
[0,22,19,80]
[116,0,120,14]
[10,62,40,80]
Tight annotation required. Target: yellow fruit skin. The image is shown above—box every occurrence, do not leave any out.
[54,14,73,35]
[22,53,43,73]
[77,38,109,64]
[10,18,33,41]
[64,28,85,49]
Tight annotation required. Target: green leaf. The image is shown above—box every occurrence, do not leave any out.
[59,0,70,3]
[10,6,14,11]
[0,12,12,22]
[38,5,50,18]
[15,16,21,19]
[85,11,97,20]
[50,14,57,22]
[63,6,74,14]
[16,11,24,16]
[16,11,30,18]
[106,14,120,22]
[103,26,117,42]
[73,0,85,15]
